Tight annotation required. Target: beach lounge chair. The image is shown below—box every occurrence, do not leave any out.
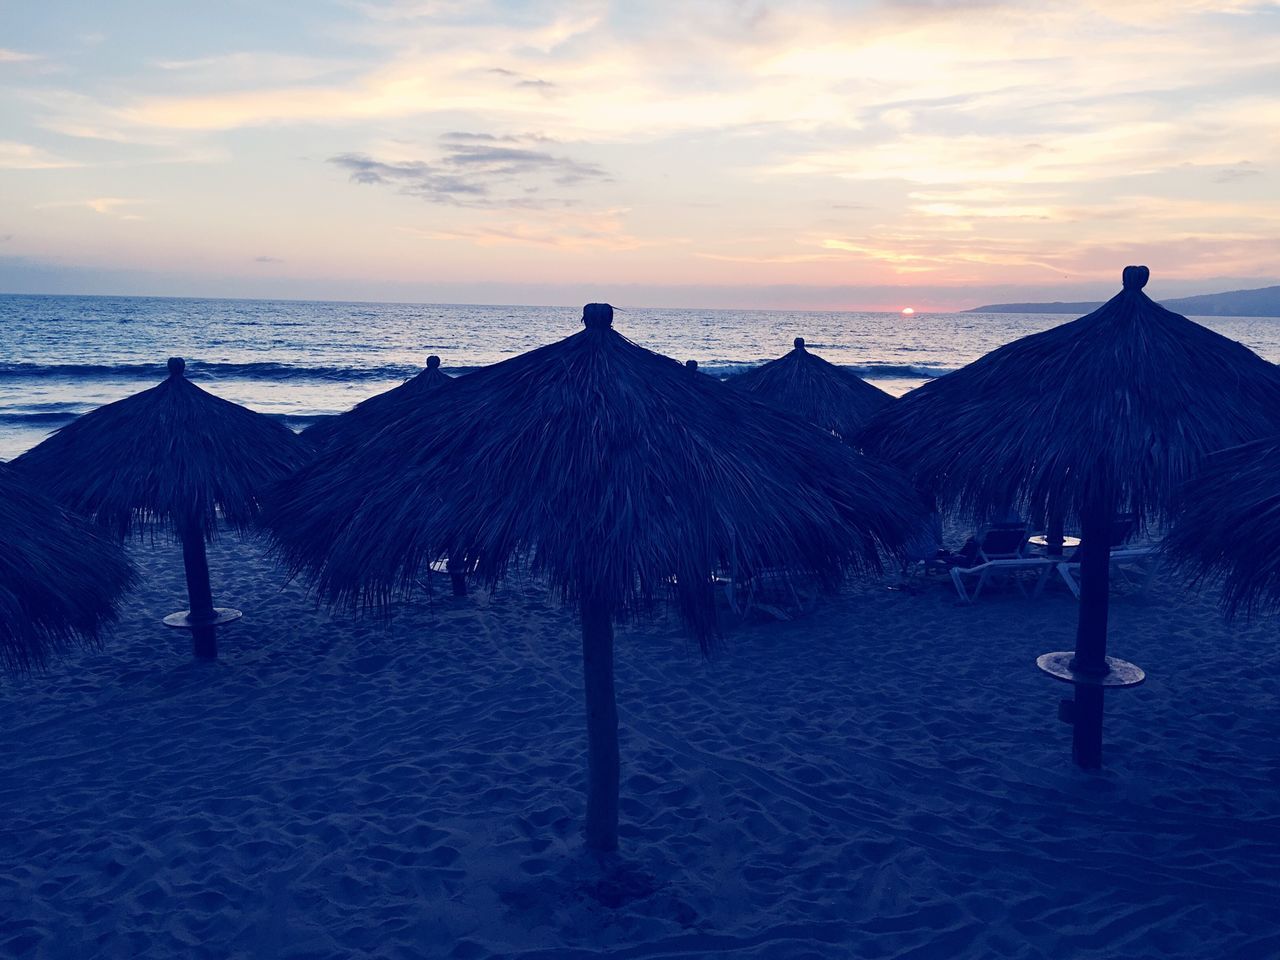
[976,522,1031,561]
[1053,513,1159,598]
[950,556,1055,603]
[714,566,818,621]
[894,511,958,587]
[418,554,477,598]
[949,522,1053,602]
[1055,542,1161,599]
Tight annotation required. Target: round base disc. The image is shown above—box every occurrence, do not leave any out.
[1036,651,1145,688]
[163,607,243,629]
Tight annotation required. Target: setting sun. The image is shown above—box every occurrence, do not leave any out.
[901,307,915,315]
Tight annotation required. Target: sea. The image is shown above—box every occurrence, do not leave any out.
[3,293,1280,461]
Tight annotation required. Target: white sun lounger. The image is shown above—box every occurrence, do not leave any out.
[950,557,1055,603]
[714,568,818,621]
[1055,544,1161,599]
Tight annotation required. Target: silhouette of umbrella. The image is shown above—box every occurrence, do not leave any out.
[306,355,474,596]
[1,465,136,677]
[303,354,456,450]
[12,357,308,660]
[266,303,921,852]
[728,337,893,439]
[860,266,1280,767]
[1166,436,1280,618]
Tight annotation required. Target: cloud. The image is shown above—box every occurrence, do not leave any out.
[329,135,610,207]
[0,49,39,63]
[254,256,284,263]
[0,141,80,169]
[5,0,1280,293]
[35,198,147,219]
[150,52,355,88]
[329,154,489,203]
[441,130,557,145]
[1214,162,1263,183]
[398,207,682,251]
[487,66,558,93]
[445,144,606,184]
[87,198,141,215]
[37,0,1280,153]
[341,1,479,22]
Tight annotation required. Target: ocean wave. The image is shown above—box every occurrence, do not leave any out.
[849,363,957,379]
[693,362,764,378]
[0,400,86,414]
[0,409,332,430]
[0,360,426,383]
[0,358,957,386]
[0,411,79,425]
[694,361,957,380]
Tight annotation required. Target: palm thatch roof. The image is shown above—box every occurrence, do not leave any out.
[265,306,921,643]
[1165,436,1280,619]
[859,267,1280,527]
[728,338,893,439]
[302,355,455,450]
[0,465,136,676]
[11,358,309,541]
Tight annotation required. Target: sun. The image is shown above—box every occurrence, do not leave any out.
[901,307,915,315]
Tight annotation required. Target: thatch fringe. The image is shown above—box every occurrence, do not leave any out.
[858,268,1280,529]
[1165,437,1280,619]
[0,466,136,676]
[265,313,921,647]
[11,358,309,541]
[728,338,893,439]
[302,356,455,450]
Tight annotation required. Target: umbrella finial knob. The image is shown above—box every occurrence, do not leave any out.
[582,303,613,330]
[426,355,440,369]
[1122,265,1149,290]
[685,359,698,372]
[794,337,806,350]
[167,357,185,377]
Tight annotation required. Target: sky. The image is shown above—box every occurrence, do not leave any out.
[1,0,1278,310]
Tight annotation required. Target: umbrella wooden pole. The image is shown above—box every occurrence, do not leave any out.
[1070,503,1112,768]
[446,557,467,598]
[1072,505,1113,674]
[1071,685,1105,769]
[580,594,619,853]
[181,530,218,660]
[1046,513,1066,557]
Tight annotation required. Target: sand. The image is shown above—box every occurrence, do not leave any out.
[1,534,1277,959]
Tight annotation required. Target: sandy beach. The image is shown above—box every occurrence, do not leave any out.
[2,535,1277,959]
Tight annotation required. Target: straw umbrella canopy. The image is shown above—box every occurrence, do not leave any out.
[304,355,470,594]
[265,303,921,852]
[728,338,893,439]
[859,266,1280,766]
[303,354,455,450]
[1,465,136,677]
[1165,436,1280,619]
[11,357,308,660]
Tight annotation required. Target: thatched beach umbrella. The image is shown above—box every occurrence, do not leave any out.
[728,338,893,439]
[1165,437,1280,619]
[11,357,308,661]
[859,266,1280,768]
[304,355,471,596]
[266,303,921,852]
[1,466,136,677]
[302,354,455,450]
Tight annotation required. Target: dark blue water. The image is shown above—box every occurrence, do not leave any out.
[3,293,1279,460]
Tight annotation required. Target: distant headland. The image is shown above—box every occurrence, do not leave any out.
[967,284,1280,317]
